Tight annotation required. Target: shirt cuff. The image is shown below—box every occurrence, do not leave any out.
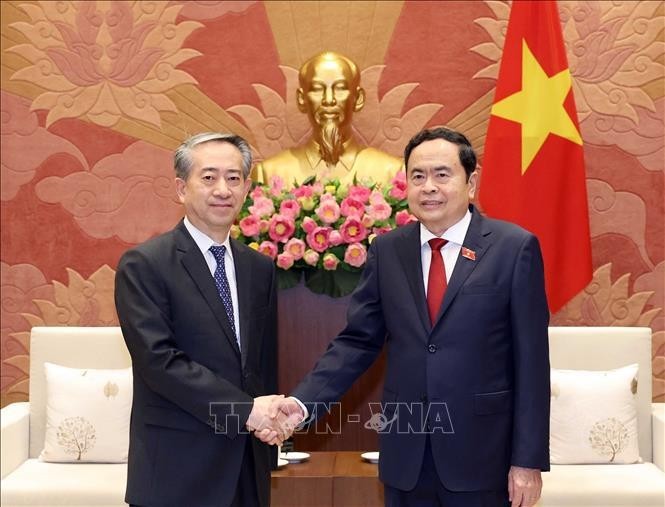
[289,396,308,424]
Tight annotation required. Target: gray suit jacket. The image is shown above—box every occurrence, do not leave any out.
[115,220,277,506]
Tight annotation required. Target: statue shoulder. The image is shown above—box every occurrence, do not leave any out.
[357,147,404,169]
[252,147,303,184]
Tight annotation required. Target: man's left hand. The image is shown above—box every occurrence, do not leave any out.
[508,466,542,507]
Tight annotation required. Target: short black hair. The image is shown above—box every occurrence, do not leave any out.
[404,127,477,180]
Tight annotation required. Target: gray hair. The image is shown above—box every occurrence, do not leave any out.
[174,132,252,180]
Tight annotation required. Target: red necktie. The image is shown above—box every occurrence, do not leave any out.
[427,238,448,325]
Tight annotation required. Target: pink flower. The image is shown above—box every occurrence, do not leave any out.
[250,186,265,200]
[239,215,261,237]
[258,241,278,259]
[269,175,284,197]
[329,230,343,246]
[306,226,331,252]
[396,210,417,226]
[268,214,296,243]
[320,192,336,202]
[339,217,368,243]
[362,214,375,228]
[259,219,270,233]
[315,199,341,224]
[347,185,372,203]
[302,216,317,234]
[322,253,340,271]
[293,185,314,198]
[340,197,365,218]
[344,243,367,267]
[303,249,319,266]
[284,238,306,260]
[279,199,301,219]
[369,190,387,205]
[312,182,324,195]
[368,201,392,221]
[249,196,275,218]
[372,225,392,236]
[389,171,407,200]
[276,251,295,270]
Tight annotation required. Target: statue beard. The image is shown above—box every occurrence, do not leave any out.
[318,120,344,165]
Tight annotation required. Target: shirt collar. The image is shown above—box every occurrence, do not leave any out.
[303,137,362,172]
[183,216,232,257]
[419,209,472,248]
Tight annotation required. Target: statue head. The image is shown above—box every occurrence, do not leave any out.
[297,52,366,164]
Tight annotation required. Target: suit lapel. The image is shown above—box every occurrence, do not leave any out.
[395,223,431,336]
[231,239,251,370]
[434,210,492,325]
[175,223,241,359]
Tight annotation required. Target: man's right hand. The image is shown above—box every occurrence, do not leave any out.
[248,395,304,445]
[251,396,305,445]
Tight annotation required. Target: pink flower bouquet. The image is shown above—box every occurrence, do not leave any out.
[233,173,416,297]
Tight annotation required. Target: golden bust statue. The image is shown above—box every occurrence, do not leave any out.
[252,51,403,188]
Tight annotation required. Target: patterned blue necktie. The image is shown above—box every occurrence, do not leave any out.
[209,245,238,347]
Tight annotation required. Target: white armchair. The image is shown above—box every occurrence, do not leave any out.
[1,327,129,507]
[541,327,665,506]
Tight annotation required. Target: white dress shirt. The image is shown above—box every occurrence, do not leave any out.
[420,209,472,295]
[183,217,241,345]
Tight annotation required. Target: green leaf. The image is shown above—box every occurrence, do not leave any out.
[277,269,302,290]
[304,268,360,298]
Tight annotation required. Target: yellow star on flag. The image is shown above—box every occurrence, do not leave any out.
[491,39,582,174]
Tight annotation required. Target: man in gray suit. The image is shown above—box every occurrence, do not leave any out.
[116,132,282,507]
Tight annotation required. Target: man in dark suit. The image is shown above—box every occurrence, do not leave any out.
[115,132,281,507]
[274,127,550,506]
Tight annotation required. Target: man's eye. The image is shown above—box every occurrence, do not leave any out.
[203,175,214,181]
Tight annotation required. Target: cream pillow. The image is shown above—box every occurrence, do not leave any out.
[40,362,132,463]
[550,363,639,464]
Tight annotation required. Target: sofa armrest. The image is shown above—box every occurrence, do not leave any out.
[1,402,29,479]
[652,403,664,471]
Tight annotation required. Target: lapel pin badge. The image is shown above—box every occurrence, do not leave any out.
[461,247,476,261]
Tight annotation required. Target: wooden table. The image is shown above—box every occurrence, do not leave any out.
[271,451,383,506]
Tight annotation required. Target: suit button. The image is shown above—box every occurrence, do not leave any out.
[428,344,437,353]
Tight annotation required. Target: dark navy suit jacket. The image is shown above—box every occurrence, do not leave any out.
[293,209,550,492]
[115,220,277,506]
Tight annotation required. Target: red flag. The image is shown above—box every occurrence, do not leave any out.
[479,0,591,313]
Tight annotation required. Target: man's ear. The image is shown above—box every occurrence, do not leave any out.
[175,177,186,204]
[296,88,306,112]
[354,87,365,112]
[468,169,479,201]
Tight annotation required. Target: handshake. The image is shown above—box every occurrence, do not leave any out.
[246,395,306,445]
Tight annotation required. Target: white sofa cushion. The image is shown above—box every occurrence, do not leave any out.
[39,363,132,463]
[540,463,665,506]
[28,328,131,459]
[550,364,640,464]
[0,459,127,506]
[548,327,653,461]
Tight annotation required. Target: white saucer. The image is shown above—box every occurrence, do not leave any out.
[361,451,379,464]
[280,451,311,463]
[277,458,288,469]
